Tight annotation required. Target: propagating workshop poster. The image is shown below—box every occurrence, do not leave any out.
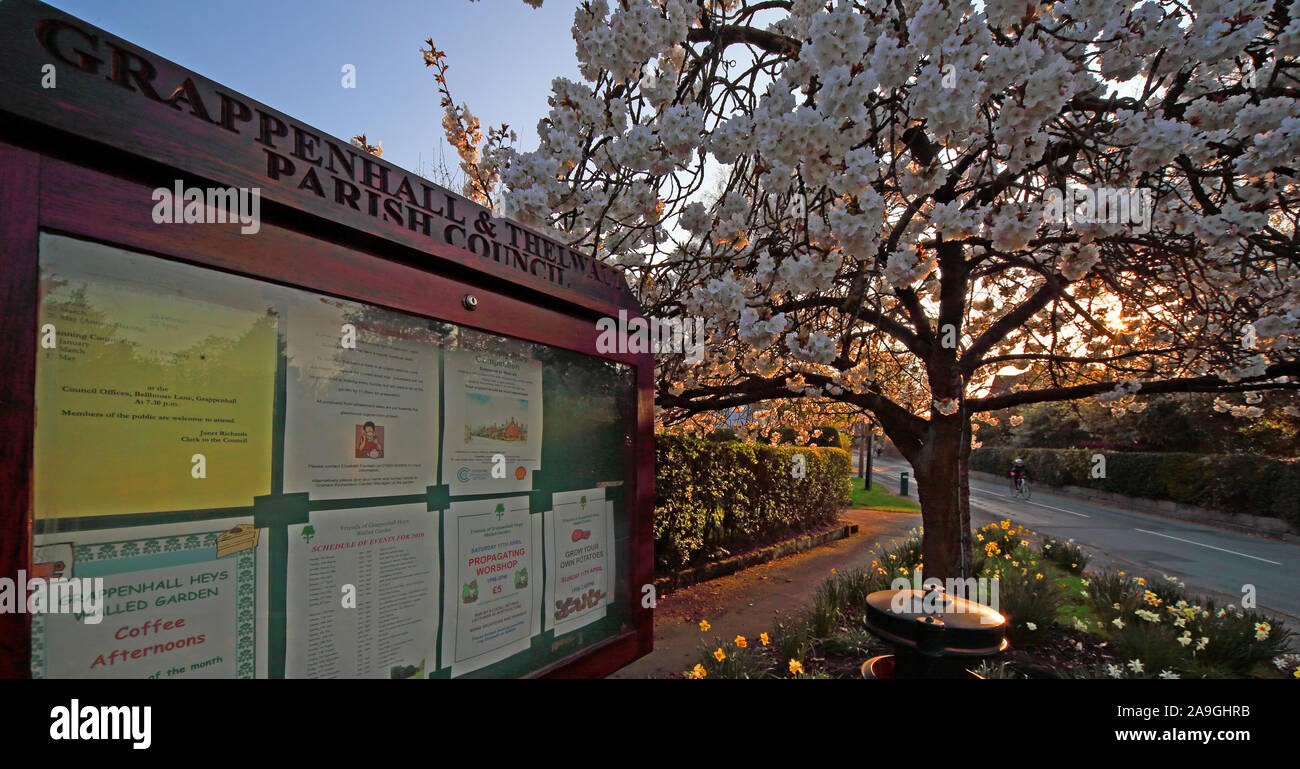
[544,488,612,635]
[34,233,276,518]
[285,504,440,679]
[283,295,441,499]
[31,517,263,679]
[442,496,541,676]
[442,350,543,495]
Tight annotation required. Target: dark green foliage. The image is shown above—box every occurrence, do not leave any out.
[997,566,1064,647]
[774,615,813,663]
[1039,536,1091,575]
[654,434,852,571]
[808,425,842,448]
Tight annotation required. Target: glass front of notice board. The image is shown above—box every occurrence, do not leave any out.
[31,232,636,679]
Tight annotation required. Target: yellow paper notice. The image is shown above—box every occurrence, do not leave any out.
[34,234,277,518]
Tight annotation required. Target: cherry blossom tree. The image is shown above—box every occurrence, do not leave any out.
[454,0,1300,579]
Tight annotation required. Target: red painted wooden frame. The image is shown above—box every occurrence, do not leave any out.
[0,140,655,678]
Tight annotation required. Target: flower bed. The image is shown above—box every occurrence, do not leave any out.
[681,521,1297,679]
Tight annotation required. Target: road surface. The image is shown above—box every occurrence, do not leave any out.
[863,458,1300,624]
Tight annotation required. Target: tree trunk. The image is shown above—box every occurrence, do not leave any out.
[910,414,965,582]
[957,414,973,578]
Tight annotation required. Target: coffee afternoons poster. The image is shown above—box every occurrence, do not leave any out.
[34,234,277,517]
[31,517,265,679]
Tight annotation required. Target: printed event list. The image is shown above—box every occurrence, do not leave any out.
[287,505,439,679]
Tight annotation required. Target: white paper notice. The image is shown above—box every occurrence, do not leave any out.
[442,351,542,495]
[544,488,611,635]
[284,295,441,499]
[286,504,439,679]
[31,517,262,679]
[442,497,542,676]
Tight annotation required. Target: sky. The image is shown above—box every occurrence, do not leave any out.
[46,0,583,179]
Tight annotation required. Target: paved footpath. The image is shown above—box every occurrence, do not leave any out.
[611,507,921,679]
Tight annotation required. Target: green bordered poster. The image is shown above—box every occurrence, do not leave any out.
[31,517,265,679]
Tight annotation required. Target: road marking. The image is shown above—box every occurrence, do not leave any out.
[1017,499,1090,518]
[965,481,1092,518]
[1132,528,1282,565]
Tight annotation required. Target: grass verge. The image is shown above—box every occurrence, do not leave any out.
[848,477,921,512]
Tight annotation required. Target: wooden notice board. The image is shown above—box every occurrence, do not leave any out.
[0,0,655,679]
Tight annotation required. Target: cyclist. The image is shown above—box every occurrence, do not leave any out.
[1009,458,1029,492]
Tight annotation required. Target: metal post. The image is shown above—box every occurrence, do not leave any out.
[857,421,865,479]
[865,426,873,490]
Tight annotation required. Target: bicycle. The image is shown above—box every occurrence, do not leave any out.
[1011,475,1032,500]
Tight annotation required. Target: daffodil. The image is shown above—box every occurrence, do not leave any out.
[713,648,726,661]
[734,635,747,648]
[699,619,710,632]
[788,659,804,675]
[759,632,770,646]
[690,664,707,679]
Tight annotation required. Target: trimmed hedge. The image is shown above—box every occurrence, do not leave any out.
[655,434,852,572]
[971,447,1300,527]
